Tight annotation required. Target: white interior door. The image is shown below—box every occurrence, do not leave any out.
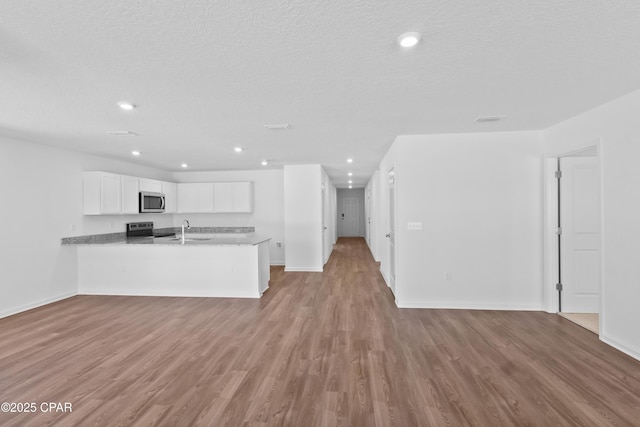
[388,172,396,293]
[322,186,328,264]
[342,197,360,236]
[560,157,601,313]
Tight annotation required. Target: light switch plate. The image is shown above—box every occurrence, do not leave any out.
[407,222,423,230]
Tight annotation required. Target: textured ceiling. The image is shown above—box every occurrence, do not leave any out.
[2,1,640,187]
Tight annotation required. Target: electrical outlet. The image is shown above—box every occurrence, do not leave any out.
[444,272,452,280]
[407,222,423,230]
[70,224,76,232]
[276,242,282,248]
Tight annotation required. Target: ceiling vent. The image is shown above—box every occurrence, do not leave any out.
[106,131,138,136]
[264,124,291,130]
[476,116,506,123]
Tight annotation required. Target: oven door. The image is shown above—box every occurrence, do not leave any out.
[139,192,166,213]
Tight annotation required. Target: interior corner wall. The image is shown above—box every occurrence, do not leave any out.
[284,165,323,272]
[393,131,544,310]
[0,137,172,319]
[542,89,640,360]
[171,169,285,265]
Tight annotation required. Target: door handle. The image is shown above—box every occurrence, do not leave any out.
[385,233,391,238]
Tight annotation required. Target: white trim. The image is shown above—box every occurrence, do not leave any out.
[395,300,544,311]
[78,290,260,298]
[270,262,285,266]
[284,266,323,272]
[601,335,640,362]
[0,292,77,319]
[379,265,390,287]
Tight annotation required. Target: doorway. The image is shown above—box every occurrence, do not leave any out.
[387,169,396,294]
[337,188,365,237]
[547,146,601,334]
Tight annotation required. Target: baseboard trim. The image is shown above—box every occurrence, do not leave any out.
[284,267,323,272]
[395,300,544,311]
[600,335,640,362]
[0,291,77,319]
[270,262,285,266]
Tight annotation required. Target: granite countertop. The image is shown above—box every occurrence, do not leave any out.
[116,233,271,246]
[61,227,270,246]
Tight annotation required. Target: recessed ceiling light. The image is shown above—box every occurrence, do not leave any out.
[398,32,421,48]
[347,158,353,163]
[348,172,353,176]
[261,160,268,166]
[118,102,135,111]
[181,163,188,168]
[349,186,353,189]
[234,147,243,153]
[131,150,141,156]
[348,180,352,184]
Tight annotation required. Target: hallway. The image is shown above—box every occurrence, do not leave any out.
[1,238,639,426]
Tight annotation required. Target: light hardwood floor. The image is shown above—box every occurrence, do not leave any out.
[1,237,639,426]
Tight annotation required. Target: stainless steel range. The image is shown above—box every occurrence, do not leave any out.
[126,222,174,239]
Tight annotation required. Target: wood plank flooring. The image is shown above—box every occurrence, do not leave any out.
[1,237,639,426]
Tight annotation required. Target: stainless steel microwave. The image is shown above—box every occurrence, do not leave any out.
[139,191,165,213]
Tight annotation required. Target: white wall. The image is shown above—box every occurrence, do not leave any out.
[171,170,285,265]
[0,137,172,318]
[543,89,640,360]
[380,131,543,310]
[284,165,323,271]
[336,188,366,237]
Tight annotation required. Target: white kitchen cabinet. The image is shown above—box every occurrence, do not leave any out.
[213,182,254,213]
[177,183,215,212]
[122,176,140,214]
[162,181,177,213]
[139,179,163,193]
[83,172,123,215]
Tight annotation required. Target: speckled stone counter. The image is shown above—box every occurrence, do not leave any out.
[62,227,255,245]
[114,233,270,246]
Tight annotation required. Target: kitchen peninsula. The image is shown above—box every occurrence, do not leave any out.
[66,228,270,298]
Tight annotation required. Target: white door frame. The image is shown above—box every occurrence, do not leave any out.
[542,141,605,333]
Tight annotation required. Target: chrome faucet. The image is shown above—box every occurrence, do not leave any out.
[181,219,190,243]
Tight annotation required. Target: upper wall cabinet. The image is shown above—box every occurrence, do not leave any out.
[213,182,254,213]
[177,182,254,213]
[139,179,163,193]
[162,181,177,213]
[121,176,141,214]
[177,183,215,213]
[84,172,127,215]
